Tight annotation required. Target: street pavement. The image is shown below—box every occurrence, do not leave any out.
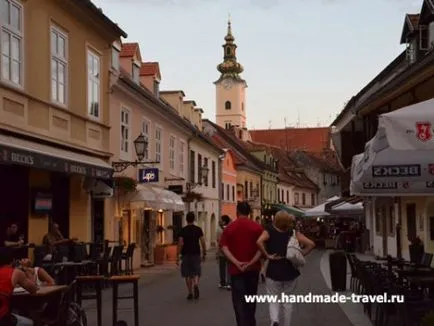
[85,249,353,326]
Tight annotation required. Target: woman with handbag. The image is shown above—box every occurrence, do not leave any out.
[257,211,315,326]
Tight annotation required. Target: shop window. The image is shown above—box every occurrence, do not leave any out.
[430,217,434,240]
[389,206,395,236]
[375,208,382,234]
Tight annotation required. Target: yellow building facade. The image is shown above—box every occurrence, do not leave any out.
[0,0,125,247]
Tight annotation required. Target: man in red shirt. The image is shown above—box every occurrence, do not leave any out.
[220,201,263,326]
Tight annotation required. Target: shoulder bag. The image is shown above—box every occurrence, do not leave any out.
[286,231,305,268]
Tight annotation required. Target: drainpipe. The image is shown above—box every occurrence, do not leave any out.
[186,135,193,215]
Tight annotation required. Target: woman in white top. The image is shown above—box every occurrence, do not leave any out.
[19,259,55,286]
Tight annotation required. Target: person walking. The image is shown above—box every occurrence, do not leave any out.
[176,212,206,300]
[216,215,231,289]
[220,202,263,326]
[256,210,315,326]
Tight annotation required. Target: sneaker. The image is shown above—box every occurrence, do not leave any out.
[193,285,200,299]
[187,294,193,300]
[225,285,231,290]
[272,322,279,326]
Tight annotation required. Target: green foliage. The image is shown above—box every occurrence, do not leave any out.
[114,176,137,193]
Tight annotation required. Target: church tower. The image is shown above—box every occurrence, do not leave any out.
[214,19,247,130]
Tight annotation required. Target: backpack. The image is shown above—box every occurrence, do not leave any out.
[67,302,87,326]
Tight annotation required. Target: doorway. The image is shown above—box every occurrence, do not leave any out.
[381,207,388,257]
[0,165,29,245]
[51,173,70,238]
[406,203,417,241]
[91,199,104,244]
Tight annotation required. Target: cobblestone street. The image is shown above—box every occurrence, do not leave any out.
[85,249,353,326]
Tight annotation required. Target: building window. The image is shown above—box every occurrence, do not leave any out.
[155,127,162,163]
[226,47,231,56]
[153,80,159,96]
[221,183,224,199]
[287,191,289,204]
[249,182,253,196]
[245,181,249,199]
[225,121,231,130]
[278,189,280,202]
[120,108,129,154]
[311,193,315,206]
[226,184,230,201]
[198,154,202,183]
[132,62,140,83]
[204,158,208,186]
[50,26,67,105]
[169,136,175,170]
[179,141,184,176]
[225,101,231,110]
[190,150,195,183]
[294,193,299,205]
[212,161,216,188]
[232,185,235,201]
[302,193,306,205]
[141,119,150,160]
[1,0,23,86]
[87,51,100,118]
[111,45,120,70]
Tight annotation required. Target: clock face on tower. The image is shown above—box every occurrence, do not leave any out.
[222,78,233,90]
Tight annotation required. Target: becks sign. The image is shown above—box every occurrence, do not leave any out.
[372,165,421,177]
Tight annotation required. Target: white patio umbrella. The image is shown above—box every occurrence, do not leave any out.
[379,98,434,150]
[350,128,434,196]
[303,196,340,217]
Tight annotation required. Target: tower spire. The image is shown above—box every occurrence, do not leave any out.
[216,18,244,81]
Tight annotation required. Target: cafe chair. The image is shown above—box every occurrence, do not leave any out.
[121,243,136,275]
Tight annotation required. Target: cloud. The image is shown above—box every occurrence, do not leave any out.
[98,0,281,8]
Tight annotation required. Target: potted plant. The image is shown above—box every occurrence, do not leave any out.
[113,176,137,194]
[154,244,166,265]
[165,242,178,262]
[182,191,204,203]
[156,225,165,233]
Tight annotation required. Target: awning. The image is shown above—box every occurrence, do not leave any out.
[127,184,185,211]
[304,196,340,217]
[271,204,305,218]
[379,98,434,151]
[329,200,364,216]
[0,133,113,179]
[350,128,434,196]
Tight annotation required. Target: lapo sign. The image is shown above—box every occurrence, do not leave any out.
[139,168,159,183]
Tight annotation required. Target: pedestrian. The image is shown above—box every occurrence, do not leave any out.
[220,201,263,326]
[256,210,315,326]
[176,212,206,300]
[216,215,231,289]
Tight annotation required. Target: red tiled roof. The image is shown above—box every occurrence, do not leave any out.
[120,42,139,58]
[140,62,161,80]
[250,127,330,153]
[292,150,342,173]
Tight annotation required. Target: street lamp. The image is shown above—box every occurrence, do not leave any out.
[112,133,160,173]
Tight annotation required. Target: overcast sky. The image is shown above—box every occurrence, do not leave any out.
[93,0,421,129]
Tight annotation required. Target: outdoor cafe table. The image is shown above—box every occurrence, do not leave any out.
[12,285,68,324]
[12,285,67,297]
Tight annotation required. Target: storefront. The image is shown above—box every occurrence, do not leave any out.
[0,133,113,247]
[350,99,434,259]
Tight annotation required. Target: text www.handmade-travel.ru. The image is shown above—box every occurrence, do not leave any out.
[244,293,405,304]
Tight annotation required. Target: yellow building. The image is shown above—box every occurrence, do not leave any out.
[0,0,126,246]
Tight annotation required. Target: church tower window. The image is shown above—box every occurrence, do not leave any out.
[225,101,231,110]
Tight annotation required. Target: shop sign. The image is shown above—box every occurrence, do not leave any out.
[372,165,421,177]
[362,181,398,190]
[0,145,113,179]
[139,168,159,183]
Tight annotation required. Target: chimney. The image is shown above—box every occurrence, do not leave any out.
[194,108,204,130]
